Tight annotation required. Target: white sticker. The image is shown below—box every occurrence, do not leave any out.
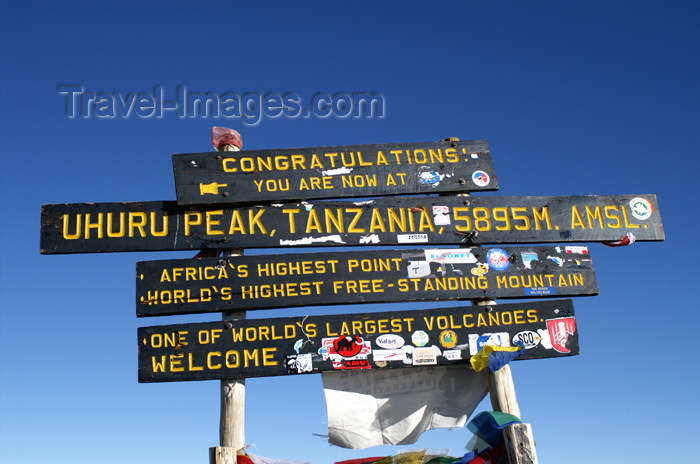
[425,249,477,264]
[359,234,380,244]
[432,206,451,225]
[412,330,430,347]
[376,334,405,349]
[407,261,431,278]
[373,349,406,362]
[397,233,429,243]
[565,246,589,254]
[468,332,510,354]
[443,350,463,361]
[413,346,438,365]
[512,331,541,350]
[321,167,353,176]
[629,197,654,220]
[287,353,313,373]
[471,170,490,187]
[279,235,345,246]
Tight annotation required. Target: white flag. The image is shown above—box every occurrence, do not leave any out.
[322,366,488,449]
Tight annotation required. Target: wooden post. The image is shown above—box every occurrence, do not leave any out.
[220,285,246,449]
[503,423,538,464]
[210,140,246,464]
[448,134,538,464]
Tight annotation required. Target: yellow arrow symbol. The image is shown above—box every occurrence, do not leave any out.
[200,182,227,195]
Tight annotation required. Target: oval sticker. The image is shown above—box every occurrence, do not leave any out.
[512,330,541,349]
[376,334,405,349]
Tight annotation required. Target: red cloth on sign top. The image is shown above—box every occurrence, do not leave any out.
[212,126,242,150]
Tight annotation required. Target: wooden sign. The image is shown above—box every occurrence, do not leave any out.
[138,299,579,382]
[41,194,664,254]
[136,246,598,317]
[173,140,497,205]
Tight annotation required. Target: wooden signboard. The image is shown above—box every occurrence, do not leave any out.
[173,140,497,205]
[136,246,598,317]
[138,299,579,382]
[41,194,664,254]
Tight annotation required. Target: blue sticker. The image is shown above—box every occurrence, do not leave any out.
[521,252,538,269]
[526,287,555,296]
[418,172,441,185]
[475,335,492,351]
[486,248,510,271]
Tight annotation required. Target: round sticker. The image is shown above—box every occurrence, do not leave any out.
[486,248,511,271]
[472,170,490,187]
[376,334,405,349]
[412,330,429,347]
[439,330,457,348]
[629,197,653,220]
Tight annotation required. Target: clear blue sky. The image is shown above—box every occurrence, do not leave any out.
[1,1,698,463]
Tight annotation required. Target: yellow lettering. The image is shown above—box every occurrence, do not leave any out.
[206,210,224,235]
[184,211,202,236]
[128,212,147,237]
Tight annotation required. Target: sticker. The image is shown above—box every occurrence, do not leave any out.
[439,330,458,348]
[546,317,577,353]
[537,328,552,350]
[401,345,415,364]
[318,346,329,359]
[526,287,554,296]
[629,197,653,220]
[359,234,380,244]
[330,335,366,358]
[321,167,353,176]
[407,260,431,278]
[547,256,563,267]
[432,206,451,225]
[322,336,372,369]
[486,248,510,271]
[412,330,429,347]
[419,171,442,185]
[376,334,405,349]
[443,350,463,361]
[374,361,387,368]
[468,332,510,355]
[471,263,489,277]
[425,249,477,264]
[565,246,589,254]
[373,349,406,362]
[293,339,304,353]
[413,346,438,365]
[512,331,541,350]
[339,359,371,369]
[286,354,313,374]
[472,170,490,187]
[470,153,479,159]
[397,233,429,243]
[521,252,539,269]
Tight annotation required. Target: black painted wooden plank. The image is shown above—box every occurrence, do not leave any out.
[138,299,579,382]
[41,194,664,254]
[173,140,497,205]
[136,246,598,316]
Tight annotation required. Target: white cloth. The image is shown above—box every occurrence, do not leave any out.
[248,451,308,464]
[322,366,488,449]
